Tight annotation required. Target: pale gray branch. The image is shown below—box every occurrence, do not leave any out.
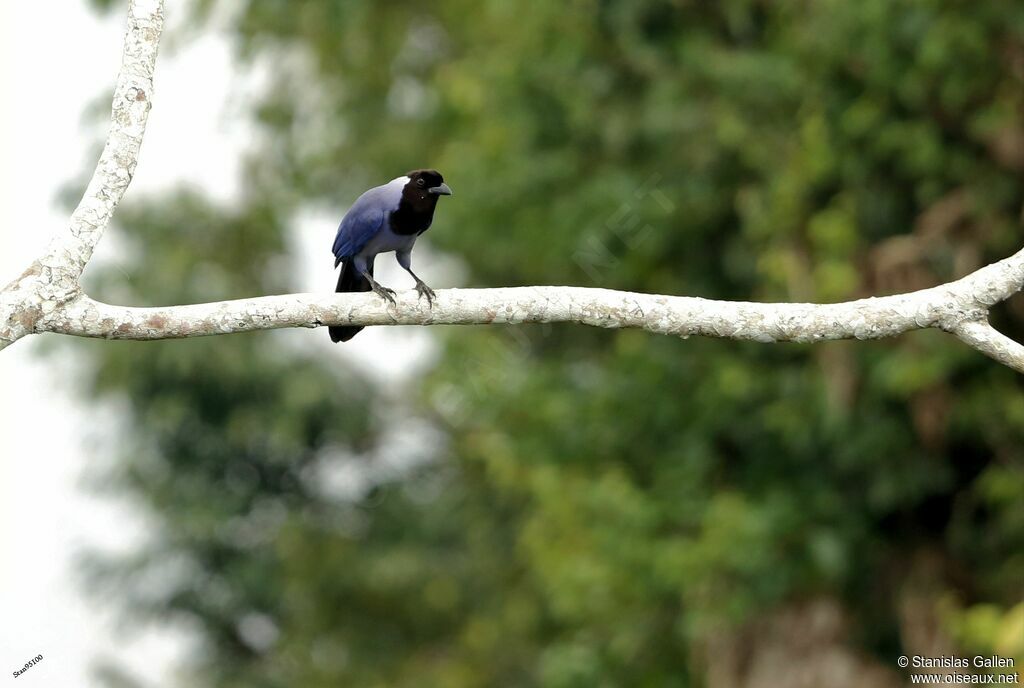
[0,0,163,352]
[37,246,1024,358]
[950,319,1024,374]
[2,0,1024,376]
[50,0,163,280]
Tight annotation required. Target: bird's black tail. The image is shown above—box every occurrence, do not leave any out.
[329,260,371,343]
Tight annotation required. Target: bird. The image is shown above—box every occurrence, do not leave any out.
[328,169,452,343]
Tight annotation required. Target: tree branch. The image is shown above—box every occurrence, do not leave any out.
[36,245,1024,374]
[1,0,1023,376]
[949,319,1024,373]
[0,0,164,352]
[50,0,163,280]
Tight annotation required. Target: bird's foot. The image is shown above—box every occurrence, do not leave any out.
[371,283,397,306]
[415,280,436,307]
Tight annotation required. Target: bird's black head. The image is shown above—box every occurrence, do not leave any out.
[404,169,452,205]
[390,169,452,236]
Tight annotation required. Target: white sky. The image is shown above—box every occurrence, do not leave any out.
[1,2,435,685]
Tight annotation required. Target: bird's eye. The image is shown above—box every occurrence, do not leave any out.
[417,179,426,187]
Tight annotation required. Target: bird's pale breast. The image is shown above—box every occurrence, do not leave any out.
[354,222,418,258]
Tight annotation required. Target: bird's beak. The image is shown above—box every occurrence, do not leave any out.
[429,183,453,196]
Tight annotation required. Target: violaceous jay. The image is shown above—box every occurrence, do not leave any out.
[328,170,452,343]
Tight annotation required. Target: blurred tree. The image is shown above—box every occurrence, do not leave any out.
[79,0,1023,686]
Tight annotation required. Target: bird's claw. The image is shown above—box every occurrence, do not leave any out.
[415,281,436,307]
[372,284,397,306]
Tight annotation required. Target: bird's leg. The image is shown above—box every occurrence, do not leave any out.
[396,252,436,306]
[411,273,436,306]
[373,281,398,304]
[359,268,397,306]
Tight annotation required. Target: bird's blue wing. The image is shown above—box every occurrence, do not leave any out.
[332,201,385,266]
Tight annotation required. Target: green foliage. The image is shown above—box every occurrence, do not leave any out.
[76,0,1024,685]
[942,599,1024,677]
